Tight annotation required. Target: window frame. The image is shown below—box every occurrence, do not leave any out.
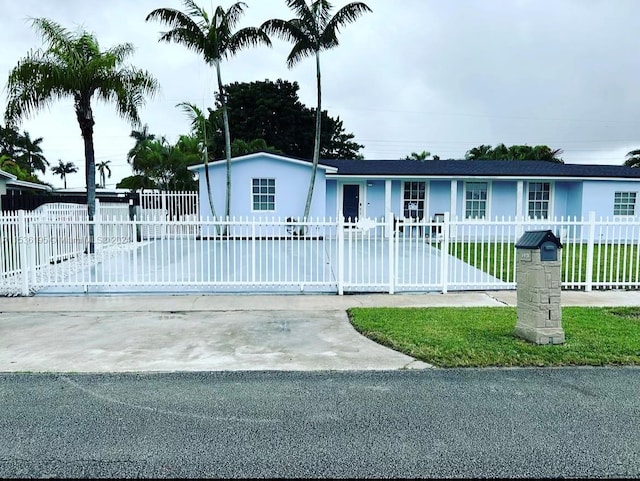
[527,181,553,220]
[401,180,427,220]
[613,191,637,217]
[251,177,276,212]
[464,181,490,220]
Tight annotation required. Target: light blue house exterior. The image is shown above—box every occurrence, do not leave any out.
[188,153,640,225]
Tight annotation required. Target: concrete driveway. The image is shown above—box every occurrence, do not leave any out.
[2,290,637,373]
[2,294,477,372]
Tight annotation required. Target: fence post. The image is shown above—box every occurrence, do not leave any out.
[161,191,167,239]
[28,220,36,288]
[18,210,29,296]
[441,212,450,294]
[585,211,596,292]
[337,212,344,295]
[94,198,102,254]
[387,212,395,294]
[251,219,256,284]
[132,213,138,284]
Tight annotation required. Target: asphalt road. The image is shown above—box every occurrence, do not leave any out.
[1,368,639,478]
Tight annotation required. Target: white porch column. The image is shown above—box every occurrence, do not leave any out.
[450,180,457,220]
[385,179,392,238]
[516,180,524,218]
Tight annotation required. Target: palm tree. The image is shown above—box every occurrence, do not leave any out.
[96,160,112,188]
[51,159,78,189]
[176,101,220,221]
[16,130,48,173]
[127,123,156,163]
[262,0,371,222]
[5,18,159,252]
[465,144,493,160]
[625,149,640,168]
[404,150,431,161]
[147,0,271,227]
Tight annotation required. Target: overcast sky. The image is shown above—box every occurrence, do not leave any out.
[2,0,640,189]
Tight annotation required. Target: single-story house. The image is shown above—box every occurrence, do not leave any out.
[0,168,52,211]
[188,152,640,224]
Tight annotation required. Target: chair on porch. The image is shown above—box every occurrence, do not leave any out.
[429,213,445,242]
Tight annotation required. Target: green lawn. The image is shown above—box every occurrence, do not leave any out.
[441,241,640,285]
[348,306,640,368]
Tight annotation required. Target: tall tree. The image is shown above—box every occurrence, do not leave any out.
[0,124,21,159]
[465,144,493,160]
[147,0,271,225]
[5,18,158,252]
[209,79,362,159]
[15,131,48,173]
[125,135,199,191]
[624,149,640,168]
[403,150,433,161]
[464,143,564,163]
[127,123,156,163]
[96,160,112,188]
[176,101,220,219]
[51,159,78,189]
[262,0,371,221]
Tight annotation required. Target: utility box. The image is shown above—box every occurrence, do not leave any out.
[514,230,564,344]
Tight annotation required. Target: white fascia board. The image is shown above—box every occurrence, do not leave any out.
[188,153,338,173]
[0,169,17,180]
[7,179,52,191]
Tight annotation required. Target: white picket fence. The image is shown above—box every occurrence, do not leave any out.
[2,210,640,295]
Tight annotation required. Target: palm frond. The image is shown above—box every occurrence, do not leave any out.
[176,101,204,133]
[30,18,72,50]
[181,0,207,21]
[224,2,249,30]
[5,55,72,125]
[261,18,304,44]
[105,42,136,64]
[288,40,316,67]
[285,0,319,37]
[227,27,272,57]
[325,2,372,35]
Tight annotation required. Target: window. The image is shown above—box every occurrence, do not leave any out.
[528,182,551,219]
[403,181,426,219]
[614,192,636,216]
[465,182,488,219]
[252,178,275,211]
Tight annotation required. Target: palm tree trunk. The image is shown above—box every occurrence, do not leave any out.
[200,113,220,235]
[77,104,96,254]
[302,51,322,230]
[216,60,231,236]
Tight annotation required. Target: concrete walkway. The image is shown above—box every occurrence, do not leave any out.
[1,290,638,373]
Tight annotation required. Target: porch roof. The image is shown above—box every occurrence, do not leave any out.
[321,159,640,180]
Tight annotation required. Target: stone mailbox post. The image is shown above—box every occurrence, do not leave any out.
[514,230,564,344]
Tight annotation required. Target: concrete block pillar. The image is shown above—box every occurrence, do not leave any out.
[514,230,565,345]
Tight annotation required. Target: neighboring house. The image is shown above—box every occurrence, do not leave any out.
[0,168,52,211]
[188,152,640,223]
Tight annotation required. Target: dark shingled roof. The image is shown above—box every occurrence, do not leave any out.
[318,159,640,179]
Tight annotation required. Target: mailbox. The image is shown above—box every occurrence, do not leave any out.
[514,229,564,345]
[515,230,562,259]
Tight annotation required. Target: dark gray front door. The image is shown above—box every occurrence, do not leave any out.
[343,184,360,221]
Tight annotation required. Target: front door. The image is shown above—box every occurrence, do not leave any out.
[343,184,360,221]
